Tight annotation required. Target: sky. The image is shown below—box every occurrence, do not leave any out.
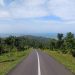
[0,0,75,34]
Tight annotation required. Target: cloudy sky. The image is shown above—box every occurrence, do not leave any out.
[0,0,75,34]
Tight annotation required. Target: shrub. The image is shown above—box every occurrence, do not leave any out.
[71,50,75,57]
[61,50,68,54]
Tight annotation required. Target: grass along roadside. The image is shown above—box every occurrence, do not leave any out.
[44,50,75,74]
[0,49,31,75]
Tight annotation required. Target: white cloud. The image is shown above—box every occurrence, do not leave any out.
[0,24,12,33]
[0,0,4,6]
[47,0,75,20]
[0,19,75,33]
[0,0,75,20]
[9,6,48,18]
[0,10,10,18]
[25,0,46,6]
[0,0,75,33]
[8,0,48,18]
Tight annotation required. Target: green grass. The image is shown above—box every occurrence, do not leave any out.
[0,49,31,75]
[44,49,75,74]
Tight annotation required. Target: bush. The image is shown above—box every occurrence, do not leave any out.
[60,49,68,54]
[71,50,75,57]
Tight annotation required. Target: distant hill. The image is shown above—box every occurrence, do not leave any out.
[0,33,57,38]
[33,33,57,38]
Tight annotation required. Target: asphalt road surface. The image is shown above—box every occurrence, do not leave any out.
[7,50,74,75]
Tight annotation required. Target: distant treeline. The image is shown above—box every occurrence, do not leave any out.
[0,32,75,57]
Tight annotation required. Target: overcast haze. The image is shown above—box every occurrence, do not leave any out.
[0,0,75,34]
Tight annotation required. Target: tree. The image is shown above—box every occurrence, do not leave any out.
[56,33,64,49]
[57,33,63,40]
[49,39,56,50]
[64,32,75,53]
[5,36,15,48]
[0,38,5,54]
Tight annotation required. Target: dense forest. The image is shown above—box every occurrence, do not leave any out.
[0,32,75,57]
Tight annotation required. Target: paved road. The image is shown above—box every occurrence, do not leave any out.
[7,50,74,75]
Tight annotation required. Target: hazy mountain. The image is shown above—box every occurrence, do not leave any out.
[0,33,57,38]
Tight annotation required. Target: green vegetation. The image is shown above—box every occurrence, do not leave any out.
[0,32,75,57]
[0,32,75,74]
[0,49,30,75]
[44,50,75,73]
